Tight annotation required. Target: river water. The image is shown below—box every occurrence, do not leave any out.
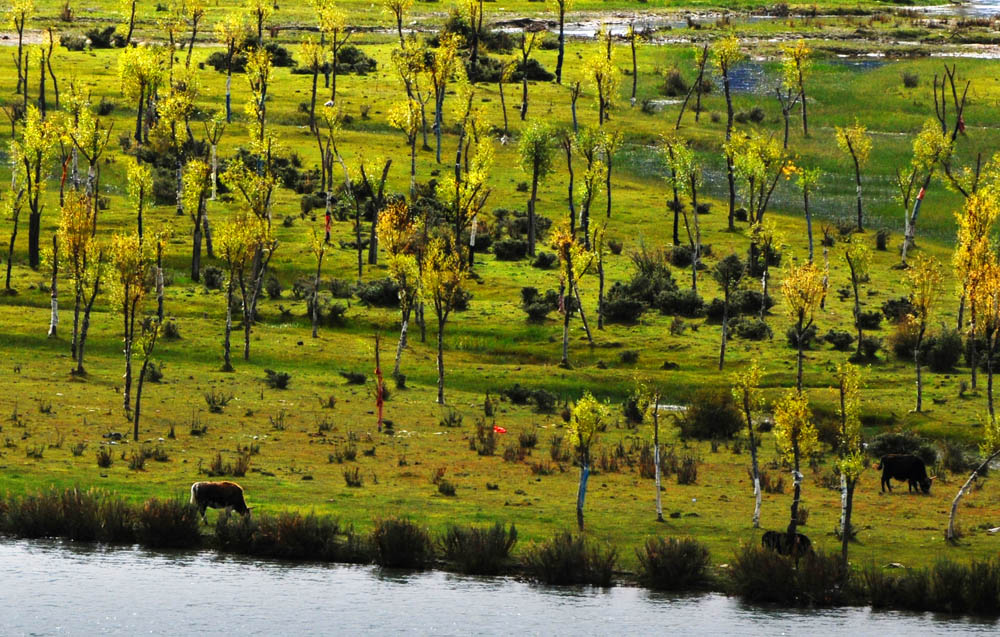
[2,540,998,635]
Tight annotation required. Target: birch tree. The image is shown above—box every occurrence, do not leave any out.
[421,237,468,404]
[906,255,942,412]
[181,159,211,281]
[774,389,818,540]
[217,215,253,372]
[714,254,745,370]
[388,98,421,198]
[569,392,610,530]
[549,0,572,84]
[214,10,248,123]
[518,121,555,257]
[713,35,744,231]
[382,0,413,45]
[948,413,1000,542]
[835,122,873,232]
[118,45,164,145]
[953,192,999,391]
[117,0,138,47]
[781,259,825,392]
[11,104,58,270]
[110,231,152,423]
[316,0,352,106]
[8,0,34,104]
[377,200,422,377]
[733,360,766,528]
[843,235,871,360]
[834,362,864,568]
[780,40,811,137]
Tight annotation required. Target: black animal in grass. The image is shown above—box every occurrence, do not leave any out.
[190,481,251,523]
[761,530,813,560]
[877,454,933,494]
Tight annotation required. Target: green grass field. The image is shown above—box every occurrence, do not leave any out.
[2,1,1000,574]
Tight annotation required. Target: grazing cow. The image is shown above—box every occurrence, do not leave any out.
[761,530,813,559]
[877,454,933,494]
[190,481,251,523]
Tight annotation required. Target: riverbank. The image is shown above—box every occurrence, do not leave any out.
[3,487,1000,617]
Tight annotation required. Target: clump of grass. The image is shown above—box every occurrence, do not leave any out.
[730,544,849,607]
[518,427,538,450]
[0,488,137,543]
[636,537,711,591]
[207,451,250,477]
[264,369,291,389]
[343,467,363,487]
[135,498,202,549]
[214,511,366,562]
[522,531,618,587]
[95,445,113,468]
[204,388,234,413]
[471,419,496,456]
[439,408,463,428]
[440,523,518,575]
[676,455,698,485]
[371,517,433,569]
[70,441,87,457]
[437,480,456,496]
[128,449,146,470]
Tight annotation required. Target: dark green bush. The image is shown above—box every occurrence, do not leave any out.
[371,517,434,569]
[882,296,915,323]
[824,329,856,351]
[202,266,224,290]
[440,523,518,575]
[786,324,819,349]
[675,388,743,440]
[214,511,363,562]
[135,498,202,549]
[264,369,291,389]
[636,537,711,590]
[356,277,400,307]
[867,430,937,466]
[520,287,560,322]
[531,251,557,269]
[657,288,705,317]
[731,544,849,606]
[602,283,648,323]
[522,531,618,586]
[731,317,772,341]
[493,238,529,261]
[857,310,883,330]
[925,329,963,372]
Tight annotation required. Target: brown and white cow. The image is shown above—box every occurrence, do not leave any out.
[190,481,251,523]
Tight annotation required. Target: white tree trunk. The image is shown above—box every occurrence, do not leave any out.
[752,476,762,529]
[948,450,1000,541]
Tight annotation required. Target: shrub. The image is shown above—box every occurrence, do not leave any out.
[355,277,400,307]
[882,296,915,323]
[607,238,623,255]
[730,544,848,606]
[531,251,557,269]
[522,532,618,586]
[735,289,775,315]
[867,430,937,466]
[493,238,529,261]
[888,320,920,361]
[472,419,497,456]
[602,283,648,323]
[340,371,366,385]
[437,479,456,496]
[902,71,919,88]
[135,498,201,549]
[204,388,234,413]
[785,323,819,349]
[202,266,224,290]
[96,445,113,468]
[731,317,772,341]
[675,388,742,440]
[264,275,283,300]
[661,68,689,96]
[925,329,962,372]
[85,25,118,48]
[657,288,705,317]
[264,369,291,389]
[440,523,518,575]
[520,287,560,322]
[214,511,365,562]
[636,537,711,590]
[857,336,882,359]
[824,329,855,351]
[518,428,538,449]
[371,517,434,569]
[619,350,639,365]
[676,455,698,484]
[876,229,890,251]
[61,32,89,51]
[856,310,882,330]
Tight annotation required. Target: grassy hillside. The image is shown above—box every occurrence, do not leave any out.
[1,4,1000,572]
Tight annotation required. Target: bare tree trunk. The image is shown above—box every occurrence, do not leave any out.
[915,328,925,412]
[222,277,234,371]
[840,475,856,567]
[947,450,1000,541]
[653,407,663,522]
[576,449,590,530]
[787,441,802,538]
[436,316,445,404]
[47,235,58,338]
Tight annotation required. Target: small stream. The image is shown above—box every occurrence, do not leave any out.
[2,539,998,635]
